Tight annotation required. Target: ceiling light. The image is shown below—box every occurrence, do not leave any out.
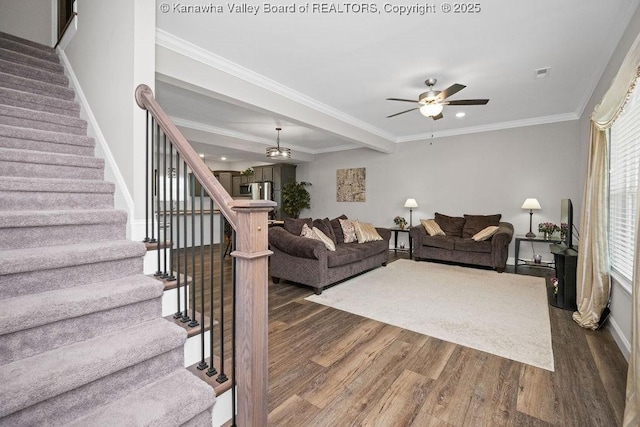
[266,127,291,159]
[419,103,444,117]
[221,157,227,161]
[455,112,466,118]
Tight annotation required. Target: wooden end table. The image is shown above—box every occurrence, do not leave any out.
[389,227,412,259]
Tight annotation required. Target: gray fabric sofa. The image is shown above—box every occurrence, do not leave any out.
[268,216,391,294]
[409,213,514,272]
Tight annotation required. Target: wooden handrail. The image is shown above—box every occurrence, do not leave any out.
[135,84,240,230]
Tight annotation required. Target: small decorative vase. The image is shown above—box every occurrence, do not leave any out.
[543,232,548,240]
[534,254,542,264]
[400,224,405,230]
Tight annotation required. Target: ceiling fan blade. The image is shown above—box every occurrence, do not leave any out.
[386,108,419,118]
[437,84,466,100]
[386,97,419,103]
[432,112,444,120]
[445,99,490,105]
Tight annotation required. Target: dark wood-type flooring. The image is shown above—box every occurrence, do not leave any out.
[267,254,628,426]
[177,246,628,426]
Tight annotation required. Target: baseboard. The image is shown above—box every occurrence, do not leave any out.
[607,316,631,361]
[56,48,136,232]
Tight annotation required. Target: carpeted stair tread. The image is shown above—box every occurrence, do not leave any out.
[0,86,80,117]
[0,47,64,74]
[0,32,58,59]
[0,147,103,180]
[0,274,163,336]
[66,369,215,427]
[0,240,146,276]
[0,318,187,418]
[0,146,102,169]
[0,209,126,228]
[0,71,74,100]
[0,209,127,249]
[0,104,86,130]
[2,297,162,366]
[0,175,113,193]
[0,123,93,152]
[0,58,68,87]
[0,104,87,135]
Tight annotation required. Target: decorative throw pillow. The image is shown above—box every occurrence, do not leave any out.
[330,214,348,243]
[284,217,313,236]
[300,223,317,239]
[421,219,445,236]
[313,218,337,244]
[312,226,336,251]
[434,213,466,237]
[472,225,500,241]
[462,214,502,238]
[339,218,358,243]
[354,221,383,243]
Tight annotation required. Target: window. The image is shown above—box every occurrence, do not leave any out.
[609,82,640,282]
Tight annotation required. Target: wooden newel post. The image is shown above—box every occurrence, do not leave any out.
[231,199,276,426]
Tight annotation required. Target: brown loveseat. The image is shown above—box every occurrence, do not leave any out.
[409,213,514,272]
[268,215,391,294]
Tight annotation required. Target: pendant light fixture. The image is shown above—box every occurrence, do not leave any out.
[266,127,291,159]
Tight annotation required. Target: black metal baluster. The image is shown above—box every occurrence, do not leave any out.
[189,173,199,328]
[161,132,169,278]
[207,205,217,377]
[144,111,150,243]
[181,164,191,324]
[167,144,175,281]
[154,123,162,276]
[174,151,183,319]
[230,230,237,427]
[148,118,156,244]
[197,183,207,370]
[217,224,230,385]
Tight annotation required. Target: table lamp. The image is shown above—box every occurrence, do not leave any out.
[404,198,419,226]
[521,198,541,238]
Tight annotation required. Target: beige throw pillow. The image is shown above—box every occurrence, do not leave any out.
[300,224,336,251]
[421,219,445,236]
[354,221,383,243]
[339,218,358,243]
[312,226,336,251]
[472,225,499,241]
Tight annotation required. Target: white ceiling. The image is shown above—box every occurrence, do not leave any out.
[155,0,639,164]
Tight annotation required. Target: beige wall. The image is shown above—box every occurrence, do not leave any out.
[297,119,582,263]
[61,0,155,231]
[0,0,55,46]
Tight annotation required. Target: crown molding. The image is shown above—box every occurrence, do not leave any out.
[395,112,580,143]
[156,29,397,142]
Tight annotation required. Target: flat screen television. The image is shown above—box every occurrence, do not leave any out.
[560,199,573,249]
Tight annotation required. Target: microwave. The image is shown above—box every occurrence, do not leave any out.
[239,183,252,196]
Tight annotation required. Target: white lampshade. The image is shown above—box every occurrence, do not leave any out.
[419,103,444,117]
[521,198,541,210]
[404,198,419,208]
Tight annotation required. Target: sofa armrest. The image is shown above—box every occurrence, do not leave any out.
[268,226,326,260]
[375,227,391,242]
[491,222,514,248]
[409,225,427,246]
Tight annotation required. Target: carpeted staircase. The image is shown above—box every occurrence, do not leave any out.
[0,31,216,425]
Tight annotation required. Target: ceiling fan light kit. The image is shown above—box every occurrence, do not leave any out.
[387,78,489,120]
[266,127,291,159]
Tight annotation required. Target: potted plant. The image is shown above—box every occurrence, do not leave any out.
[394,216,408,229]
[281,181,311,218]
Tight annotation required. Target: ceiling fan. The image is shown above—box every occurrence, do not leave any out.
[386,78,489,120]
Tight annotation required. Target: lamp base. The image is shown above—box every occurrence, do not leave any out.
[525,231,536,238]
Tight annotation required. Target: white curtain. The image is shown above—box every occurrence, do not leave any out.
[589,30,640,427]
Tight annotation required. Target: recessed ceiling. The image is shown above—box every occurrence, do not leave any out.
[155,0,639,163]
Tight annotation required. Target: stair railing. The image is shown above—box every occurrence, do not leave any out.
[135,84,274,426]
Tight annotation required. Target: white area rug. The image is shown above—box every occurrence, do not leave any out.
[306,259,554,371]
